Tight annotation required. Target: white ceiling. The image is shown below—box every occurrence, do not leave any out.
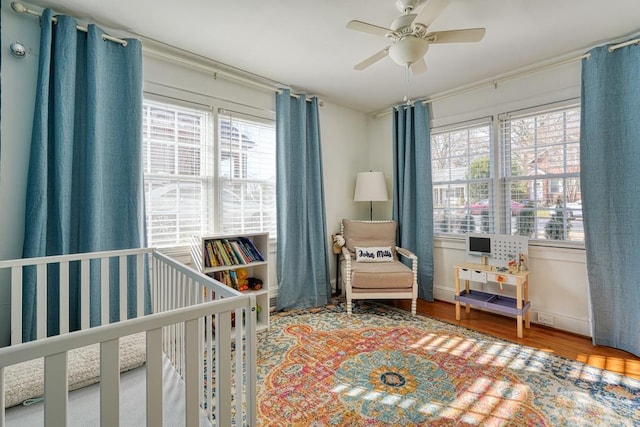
[17,0,640,113]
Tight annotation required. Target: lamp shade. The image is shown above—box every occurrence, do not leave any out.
[354,171,389,202]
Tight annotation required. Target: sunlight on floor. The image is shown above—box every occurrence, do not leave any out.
[331,375,530,425]
[411,332,551,373]
[577,353,640,380]
[409,331,640,385]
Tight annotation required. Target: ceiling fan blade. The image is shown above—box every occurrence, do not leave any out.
[413,0,451,27]
[346,20,392,37]
[410,58,428,75]
[428,28,486,43]
[354,47,390,71]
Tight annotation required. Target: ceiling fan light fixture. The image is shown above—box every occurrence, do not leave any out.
[388,37,429,66]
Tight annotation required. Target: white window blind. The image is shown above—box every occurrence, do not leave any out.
[431,121,493,235]
[142,100,211,247]
[501,103,582,242]
[218,110,276,237]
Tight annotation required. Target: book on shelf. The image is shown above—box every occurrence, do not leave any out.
[205,241,217,267]
[222,239,242,265]
[229,270,238,290]
[238,237,264,262]
[214,240,233,265]
[203,237,265,267]
[230,240,249,264]
[210,269,247,291]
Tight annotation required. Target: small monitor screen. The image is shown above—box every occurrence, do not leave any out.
[468,236,491,255]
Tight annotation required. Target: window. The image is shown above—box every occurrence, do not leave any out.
[503,104,581,241]
[432,102,582,243]
[218,111,276,237]
[142,99,276,248]
[431,121,493,235]
[143,100,211,247]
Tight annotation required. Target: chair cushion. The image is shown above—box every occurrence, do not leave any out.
[342,219,397,258]
[348,259,413,289]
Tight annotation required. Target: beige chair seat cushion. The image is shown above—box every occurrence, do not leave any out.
[346,259,413,289]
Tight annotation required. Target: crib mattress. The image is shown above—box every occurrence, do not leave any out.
[5,355,212,427]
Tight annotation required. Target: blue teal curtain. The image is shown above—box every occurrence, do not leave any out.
[21,9,147,341]
[275,90,331,310]
[581,41,640,357]
[392,102,434,301]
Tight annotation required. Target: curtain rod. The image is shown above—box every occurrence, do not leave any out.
[143,46,281,94]
[144,47,323,104]
[371,53,590,118]
[11,1,320,103]
[11,1,127,46]
[421,35,640,106]
[421,53,591,107]
[372,33,640,118]
[608,37,640,51]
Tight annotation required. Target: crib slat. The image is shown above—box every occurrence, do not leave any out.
[235,307,244,423]
[177,272,187,373]
[245,295,258,427]
[169,267,177,364]
[100,339,120,426]
[151,255,157,313]
[136,253,144,317]
[36,264,47,340]
[216,312,232,427]
[146,328,163,427]
[11,267,23,345]
[59,261,70,334]
[81,259,90,330]
[101,257,110,325]
[119,255,127,321]
[205,291,214,424]
[185,319,200,427]
[44,352,68,426]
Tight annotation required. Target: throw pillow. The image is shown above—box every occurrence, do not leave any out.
[355,246,394,262]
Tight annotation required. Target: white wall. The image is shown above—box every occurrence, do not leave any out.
[366,112,394,220]
[0,0,42,346]
[368,60,592,336]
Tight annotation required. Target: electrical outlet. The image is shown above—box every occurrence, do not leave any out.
[537,312,554,326]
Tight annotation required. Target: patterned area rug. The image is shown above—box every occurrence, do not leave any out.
[256,299,640,426]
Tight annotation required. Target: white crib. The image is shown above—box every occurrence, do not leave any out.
[0,248,257,426]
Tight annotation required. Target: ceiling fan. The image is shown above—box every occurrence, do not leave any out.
[346,0,486,75]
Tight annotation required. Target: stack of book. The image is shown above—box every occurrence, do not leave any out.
[210,270,241,290]
[203,237,264,268]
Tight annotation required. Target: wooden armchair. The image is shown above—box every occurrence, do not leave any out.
[340,219,417,315]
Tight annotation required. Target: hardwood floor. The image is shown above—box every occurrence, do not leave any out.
[387,298,640,380]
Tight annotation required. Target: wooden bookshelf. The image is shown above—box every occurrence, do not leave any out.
[191,232,269,331]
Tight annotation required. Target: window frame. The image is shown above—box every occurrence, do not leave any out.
[431,99,583,246]
[142,94,276,250]
[431,118,495,236]
[216,109,277,238]
[500,101,582,244]
[142,97,214,248]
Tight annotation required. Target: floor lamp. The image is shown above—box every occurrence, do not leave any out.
[354,171,389,220]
